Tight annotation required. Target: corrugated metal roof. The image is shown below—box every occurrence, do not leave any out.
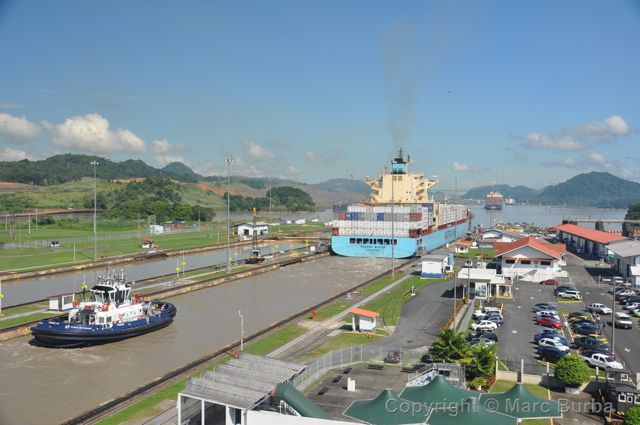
[553,224,627,244]
[494,237,566,259]
[180,353,305,410]
[606,240,640,258]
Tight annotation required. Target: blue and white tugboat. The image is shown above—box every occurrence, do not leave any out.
[31,269,176,347]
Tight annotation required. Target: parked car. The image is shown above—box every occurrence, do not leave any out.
[634,310,640,318]
[540,279,560,285]
[532,304,557,313]
[570,318,598,328]
[580,351,623,369]
[554,285,576,295]
[384,350,402,364]
[472,320,498,331]
[574,336,611,353]
[615,290,637,301]
[536,311,561,320]
[485,316,504,327]
[537,345,568,363]
[614,312,633,329]
[572,323,601,335]
[534,333,569,346]
[569,315,593,323]
[468,338,495,348]
[567,311,590,320]
[468,332,498,342]
[538,338,570,352]
[535,317,562,329]
[588,303,612,315]
[558,290,581,300]
[534,303,558,310]
[623,302,640,312]
[472,307,501,320]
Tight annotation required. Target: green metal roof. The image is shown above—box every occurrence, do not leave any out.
[275,383,331,420]
[478,383,562,419]
[400,375,473,406]
[344,389,428,425]
[426,397,517,425]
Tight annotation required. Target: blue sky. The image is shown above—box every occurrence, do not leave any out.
[0,0,639,189]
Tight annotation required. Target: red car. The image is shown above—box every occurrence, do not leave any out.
[540,279,559,286]
[536,317,563,329]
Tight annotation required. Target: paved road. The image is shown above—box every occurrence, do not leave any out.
[564,253,640,374]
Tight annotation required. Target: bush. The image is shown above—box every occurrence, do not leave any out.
[625,406,640,425]
[555,354,592,387]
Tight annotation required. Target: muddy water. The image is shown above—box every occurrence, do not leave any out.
[3,241,304,306]
[0,256,389,425]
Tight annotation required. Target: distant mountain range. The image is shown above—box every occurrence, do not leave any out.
[463,172,640,208]
[0,154,368,208]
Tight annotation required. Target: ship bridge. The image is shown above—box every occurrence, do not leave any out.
[366,149,437,204]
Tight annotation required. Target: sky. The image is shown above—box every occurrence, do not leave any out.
[0,0,639,190]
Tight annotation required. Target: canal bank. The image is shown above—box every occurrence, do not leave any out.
[0,255,390,425]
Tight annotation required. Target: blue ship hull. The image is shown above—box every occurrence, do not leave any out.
[331,223,467,258]
[31,301,177,348]
[484,205,502,210]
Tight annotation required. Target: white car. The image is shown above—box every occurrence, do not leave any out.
[580,352,623,369]
[614,312,633,329]
[558,290,581,300]
[588,303,612,314]
[472,307,501,320]
[536,311,561,321]
[471,320,498,331]
[624,302,640,312]
[538,338,570,352]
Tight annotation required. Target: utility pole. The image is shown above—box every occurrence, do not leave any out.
[90,160,99,260]
[238,310,244,351]
[0,280,3,316]
[28,211,31,236]
[225,156,234,272]
[612,281,617,355]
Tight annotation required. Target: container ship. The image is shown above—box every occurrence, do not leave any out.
[484,191,504,210]
[331,150,469,258]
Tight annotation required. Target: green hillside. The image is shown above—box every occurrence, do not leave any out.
[463,184,540,201]
[315,178,370,194]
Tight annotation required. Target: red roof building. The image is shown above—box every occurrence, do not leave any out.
[494,237,566,259]
[494,237,566,282]
[553,223,627,259]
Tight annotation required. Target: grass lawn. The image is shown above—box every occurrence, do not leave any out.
[96,324,306,425]
[0,312,58,330]
[311,300,356,321]
[0,303,48,317]
[456,248,496,260]
[363,275,439,326]
[297,332,383,362]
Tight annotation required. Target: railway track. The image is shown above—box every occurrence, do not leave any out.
[61,260,416,424]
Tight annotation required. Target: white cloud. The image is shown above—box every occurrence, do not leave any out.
[153,154,186,167]
[521,132,585,151]
[568,115,630,142]
[544,158,580,168]
[50,113,146,154]
[452,161,472,172]
[305,149,345,165]
[152,139,172,154]
[0,112,42,142]
[0,147,29,161]
[241,139,275,160]
[586,152,606,165]
[286,165,301,175]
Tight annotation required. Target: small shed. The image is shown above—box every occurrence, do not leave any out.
[141,238,156,249]
[48,293,76,311]
[421,255,448,278]
[452,240,472,254]
[237,222,269,237]
[149,224,164,235]
[350,307,379,332]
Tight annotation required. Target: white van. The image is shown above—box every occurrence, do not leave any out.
[614,312,633,329]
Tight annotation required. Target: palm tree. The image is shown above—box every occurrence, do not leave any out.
[429,328,470,362]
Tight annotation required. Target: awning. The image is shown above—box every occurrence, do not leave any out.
[478,383,562,419]
[400,375,473,405]
[344,389,427,425]
[426,397,517,425]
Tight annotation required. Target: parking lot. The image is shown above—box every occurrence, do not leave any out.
[485,252,640,377]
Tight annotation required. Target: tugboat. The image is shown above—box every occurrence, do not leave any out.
[31,269,176,347]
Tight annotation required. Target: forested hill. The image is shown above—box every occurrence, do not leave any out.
[463,184,539,201]
[463,172,640,208]
[0,154,165,185]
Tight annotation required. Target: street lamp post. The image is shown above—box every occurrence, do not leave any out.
[225,156,234,272]
[90,160,99,260]
[390,160,395,277]
[238,310,244,351]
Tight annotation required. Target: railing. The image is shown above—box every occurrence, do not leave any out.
[291,344,426,392]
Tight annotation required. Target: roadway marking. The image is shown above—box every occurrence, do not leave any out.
[512,330,518,334]
[625,348,631,352]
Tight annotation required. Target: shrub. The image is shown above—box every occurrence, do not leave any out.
[624,406,640,425]
[555,354,592,387]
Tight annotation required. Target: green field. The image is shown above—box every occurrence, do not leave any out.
[363,275,438,326]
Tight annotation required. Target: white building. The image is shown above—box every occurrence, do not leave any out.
[478,228,522,243]
[606,240,640,285]
[350,308,379,332]
[457,268,512,299]
[494,237,566,282]
[237,222,270,237]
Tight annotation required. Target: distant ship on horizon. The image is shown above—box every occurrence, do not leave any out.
[484,191,504,210]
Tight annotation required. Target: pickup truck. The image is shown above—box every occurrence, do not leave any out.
[580,351,623,369]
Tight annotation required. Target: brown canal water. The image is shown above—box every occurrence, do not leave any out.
[0,256,389,425]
